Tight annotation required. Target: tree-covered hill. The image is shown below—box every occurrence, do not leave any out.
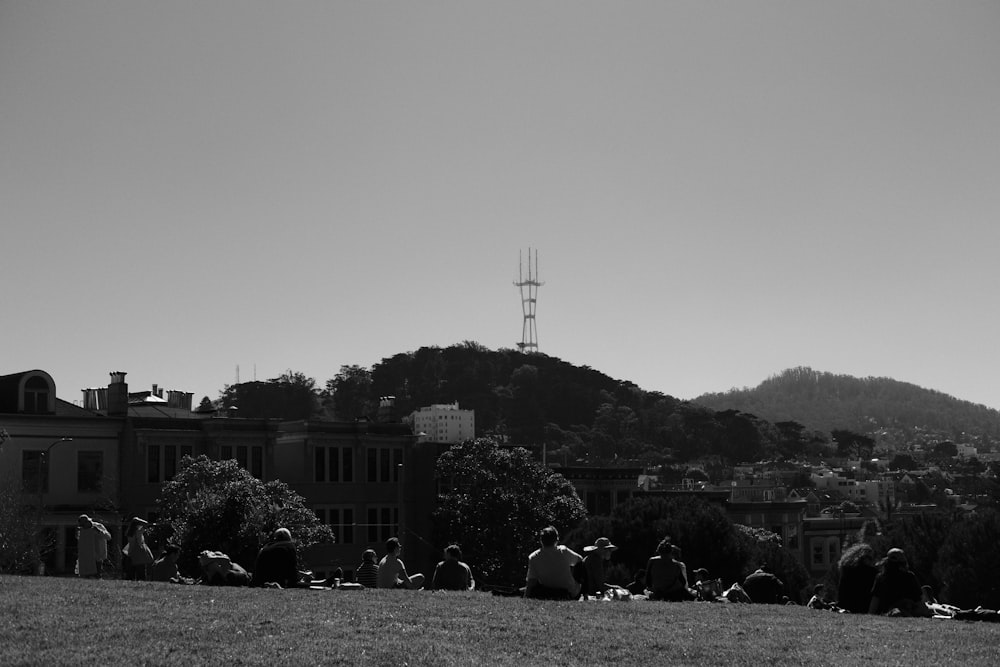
[694,367,1000,449]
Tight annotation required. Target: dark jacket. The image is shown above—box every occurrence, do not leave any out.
[251,539,299,588]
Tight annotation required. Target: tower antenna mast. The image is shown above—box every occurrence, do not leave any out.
[514,248,543,353]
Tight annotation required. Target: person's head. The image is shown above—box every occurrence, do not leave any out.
[584,537,618,560]
[539,526,559,547]
[445,544,462,561]
[272,527,292,542]
[670,545,683,561]
[693,567,709,582]
[813,584,825,597]
[127,516,148,537]
[164,544,181,562]
[839,542,875,569]
[655,537,672,557]
[385,537,401,555]
[77,514,93,529]
[362,548,377,564]
[885,547,908,569]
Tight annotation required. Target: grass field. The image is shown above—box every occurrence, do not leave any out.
[2,575,998,666]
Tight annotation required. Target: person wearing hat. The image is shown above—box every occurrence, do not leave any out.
[251,527,303,588]
[868,548,927,616]
[581,537,618,598]
[525,526,583,600]
[76,514,111,579]
[124,517,154,580]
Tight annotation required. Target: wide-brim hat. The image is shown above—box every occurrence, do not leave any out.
[583,537,618,552]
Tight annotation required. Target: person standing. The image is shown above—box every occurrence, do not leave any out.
[377,537,425,589]
[431,544,475,591]
[524,526,583,600]
[76,514,111,579]
[124,517,154,581]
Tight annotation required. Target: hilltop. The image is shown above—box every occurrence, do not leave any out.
[694,366,1000,450]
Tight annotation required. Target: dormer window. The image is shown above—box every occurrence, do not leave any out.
[24,376,50,413]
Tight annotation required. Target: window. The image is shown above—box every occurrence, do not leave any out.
[23,376,50,414]
[366,505,398,543]
[77,451,103,493]
[314,446,354,483]
[220,444,263,479]
[366,447,402,482]
[315,505,355,544]
[22,450,48,493]
[148,444,194,483]
[811,539,825,567]
[827,538,840,565]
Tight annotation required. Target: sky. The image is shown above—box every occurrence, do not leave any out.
[3,1,999,410]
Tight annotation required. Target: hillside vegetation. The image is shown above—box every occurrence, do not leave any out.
[695,367,1000,449]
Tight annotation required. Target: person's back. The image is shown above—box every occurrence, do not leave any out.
[871,549,923,615]
[646,556,683,600]
[432,554,473,591]
[252,528,299,588]
[525,526,582,599]
[356,549,379,588]
[838,561,877,613]
[742,568,783,604]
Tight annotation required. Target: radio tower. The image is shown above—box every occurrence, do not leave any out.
[514,249,543,353]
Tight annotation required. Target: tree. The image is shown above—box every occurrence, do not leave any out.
[888,453,918,471]
[325,365,376,421]
[432,438,587,587]
[196,396,214,412]
[565,496,748,588]
[0,469,44,574]
[150,456,333,575]
[217,371,319,421]
[934,509,1000,609]
[831,429,875,460]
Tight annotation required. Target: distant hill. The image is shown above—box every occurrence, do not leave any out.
[694,367,1000,448]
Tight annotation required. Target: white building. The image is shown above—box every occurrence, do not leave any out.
[410,402,475,444]
[811,468,895,510]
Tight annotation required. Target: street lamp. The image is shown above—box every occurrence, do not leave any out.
[38,438,73,502]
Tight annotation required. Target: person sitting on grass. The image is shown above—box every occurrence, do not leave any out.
[581,537,618,598]
[151,544,193,584]
[524,526,583,600]
[431,544,475,591]
[646,540,694,601]
[376,537,425,590]
[356,549,379,588]
[251,527,304,588]
[741,563,784,604]
[868,548,929,617]
[807,584,838,610]
[626,569,646,596]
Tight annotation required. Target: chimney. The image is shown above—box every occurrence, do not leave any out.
[107,371,129,416]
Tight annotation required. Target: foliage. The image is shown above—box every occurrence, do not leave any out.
[934,509,1000,609]
[0,471,43,574]
[217,370,319,421]
[150,456,333,574]
[5,576,1000,666]
[324,365,376,420]
[734,525,812,603]
[565,496,750,587]
[432,438,587,586]
[831,429,875,459]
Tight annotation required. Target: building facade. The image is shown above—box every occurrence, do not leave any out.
[410,402,475,444]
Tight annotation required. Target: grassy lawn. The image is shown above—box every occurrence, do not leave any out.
[2,575,998,666]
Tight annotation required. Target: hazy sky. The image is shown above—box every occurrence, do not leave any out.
[3,1,999,410]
